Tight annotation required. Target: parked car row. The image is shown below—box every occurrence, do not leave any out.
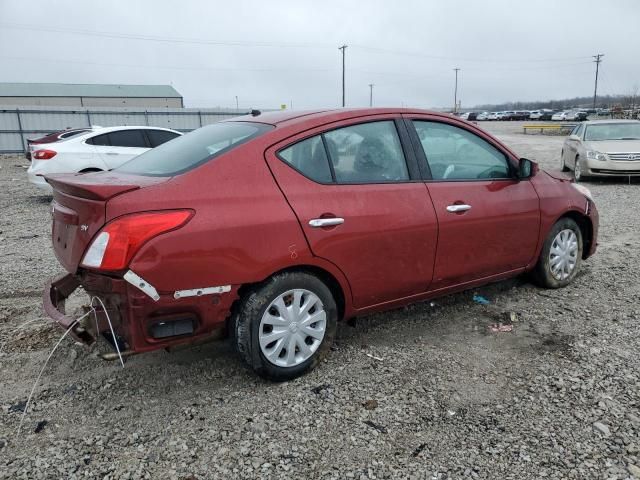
[26,126,182,191]
[459,109,590,121]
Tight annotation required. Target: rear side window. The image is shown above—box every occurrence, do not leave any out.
[277,120,410,184]
[325,121,409,183]
[107,129,148,148]
[279,135,332,183]
[146,129,180,147]
[116,122,272,176]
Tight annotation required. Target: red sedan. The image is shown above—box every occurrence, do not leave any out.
[44,108,598,380]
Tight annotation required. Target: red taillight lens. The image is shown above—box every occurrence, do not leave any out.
[81,210,193,271]
[33,149,57,160]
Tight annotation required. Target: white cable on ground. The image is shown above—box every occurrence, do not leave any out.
[90,296,125,369]
[17,308,95,435]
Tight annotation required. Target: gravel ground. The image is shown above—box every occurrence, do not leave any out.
[1,121,639,479]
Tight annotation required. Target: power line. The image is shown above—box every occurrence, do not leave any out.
[0,22,597,65]
[0,22,335,49]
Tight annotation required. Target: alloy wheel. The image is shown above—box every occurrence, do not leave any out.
[574,157,582,181]
[258,289,327,367]
[549,229,578,280]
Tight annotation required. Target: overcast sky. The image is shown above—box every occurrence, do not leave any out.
[0,0,638,110]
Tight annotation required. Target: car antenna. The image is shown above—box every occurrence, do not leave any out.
[250,109,261,116]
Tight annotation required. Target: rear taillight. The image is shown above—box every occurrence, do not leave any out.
[33,149,57,160]
[81,210,193,271]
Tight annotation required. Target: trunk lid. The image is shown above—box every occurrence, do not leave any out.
[47,172,169,273]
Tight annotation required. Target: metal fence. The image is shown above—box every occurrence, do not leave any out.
[0,106,250,153]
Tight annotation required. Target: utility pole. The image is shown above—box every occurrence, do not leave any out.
[592,54,604,109]
[339,45,348,107]
[235,95,239,111]
[368,83,374,107]
[453,68,460,114]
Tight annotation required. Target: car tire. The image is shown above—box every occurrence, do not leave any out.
[573,155,588,182]
[560,151,570,172]
[532,217,583,289]
[232,271,337,381]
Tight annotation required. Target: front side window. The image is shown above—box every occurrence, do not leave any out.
[116,122,272,176]
[324,121,409,183]
[413,121,511,181]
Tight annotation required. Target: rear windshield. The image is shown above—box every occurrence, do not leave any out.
[116,122,272,176]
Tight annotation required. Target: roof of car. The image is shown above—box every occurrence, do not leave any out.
[87,125,181,134]
[228,108,455,127]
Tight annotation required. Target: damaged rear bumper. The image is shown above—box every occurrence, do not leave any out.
[43,271,239,356]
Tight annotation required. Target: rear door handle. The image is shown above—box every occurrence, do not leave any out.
[446,204,472,213]
[309,218,344,228]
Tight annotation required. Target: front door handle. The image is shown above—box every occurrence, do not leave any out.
[446,204,472,213]
[309,217,345,228]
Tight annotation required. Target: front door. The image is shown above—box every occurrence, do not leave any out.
[407,118,540,290]
[265,117,438,309]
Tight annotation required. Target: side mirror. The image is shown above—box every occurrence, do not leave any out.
[518,158,535,179]
[568,134,580,141]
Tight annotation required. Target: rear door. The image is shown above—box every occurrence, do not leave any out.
[405,116,540,290]
[265,116,438,309]
[89,129,150,169]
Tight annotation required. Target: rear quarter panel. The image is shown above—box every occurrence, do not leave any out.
[107,140,352,311]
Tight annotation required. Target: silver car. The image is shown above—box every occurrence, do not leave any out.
[561,120,640,181]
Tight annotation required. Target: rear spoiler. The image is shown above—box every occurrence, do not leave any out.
[45,173,142,201]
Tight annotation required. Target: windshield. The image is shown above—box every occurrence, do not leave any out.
[116,121,272,176]
[584,123,640,141]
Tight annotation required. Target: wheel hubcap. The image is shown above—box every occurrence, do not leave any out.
[259,289,326,367]
[549,229,578,280]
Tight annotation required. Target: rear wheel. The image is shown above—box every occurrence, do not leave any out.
[532,218,583,288]
[232,272,337,381]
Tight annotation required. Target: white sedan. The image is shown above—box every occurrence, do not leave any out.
[27,126,181,191]
[552,111,569,121]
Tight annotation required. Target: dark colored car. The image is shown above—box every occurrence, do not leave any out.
[25,128,93,160]
[512,111,530,120]
[43,108,599,380]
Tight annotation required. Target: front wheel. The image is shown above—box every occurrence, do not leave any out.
[232,272,337,381]
[560,151,569,172]
[532,218,583,288]
[573,156,589,182]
